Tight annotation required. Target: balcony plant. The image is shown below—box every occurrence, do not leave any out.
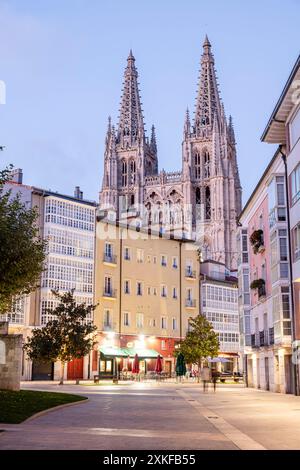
[249,229,264,254]
[250,278,266,297]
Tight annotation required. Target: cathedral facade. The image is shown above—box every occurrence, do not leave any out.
[99,37,242,271]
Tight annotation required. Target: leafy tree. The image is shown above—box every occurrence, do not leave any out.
[178,314,219,381]
[24,290,98,384]
[0,166,47,314]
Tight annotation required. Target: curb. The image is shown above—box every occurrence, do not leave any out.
[23,396,89,423]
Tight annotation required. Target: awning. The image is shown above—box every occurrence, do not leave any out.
[208,357,232,363]
[99,346,159,359]
[123,348,159,358]
[99,346,129,357]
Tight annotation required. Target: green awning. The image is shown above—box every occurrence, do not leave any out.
[123,348,159,358]
[99,346,160,359]
[99,346,128,357]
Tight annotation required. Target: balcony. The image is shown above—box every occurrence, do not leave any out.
[185,299,196,308]
[103,254,117,265]
[250,279,266,299]
[102,289,117,299]
[185,268,196,279]
[269,327,274,345]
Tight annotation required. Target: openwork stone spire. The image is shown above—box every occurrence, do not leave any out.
[194,36,222,135]
[117,50,144,147]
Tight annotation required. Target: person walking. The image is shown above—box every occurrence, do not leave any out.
[211,369,219,392]
[201,366,211,392]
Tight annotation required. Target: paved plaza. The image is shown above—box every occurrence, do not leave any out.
[1,381,300,450]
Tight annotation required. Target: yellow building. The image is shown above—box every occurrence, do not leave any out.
[94,217,200,377]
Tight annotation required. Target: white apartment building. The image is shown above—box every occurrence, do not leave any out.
[200,260,240,373]
[1,172,97,381]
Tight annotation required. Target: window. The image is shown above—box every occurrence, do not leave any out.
[153,256,157,264]
[124,280,130,294]
[161,255,167,267]
[194,151,201,179]
[172,257,178,268]
[130,160,136,185]
[105,243,113,259]
[293,223,300,261]
[205,186,211,220]
[172,287,177,299]
[103,309,112,328]
[147,255,151,263]
[290,109,300,148]
[282,287,290,319]
[147,286,151,295]
[136,313,144,328]
[161,340,167,350]
[137,282,143,296]
[291,164,300,205]
[279,236,288,261]
[204,150,210,178]
[123,312,130,326]
[161,317,167,329]
[161,285,167,297]
[172,318,177,330]
[124,247,130,260]
[137,249,144,263]
[153,287,157,296]
[121,160,127,187]
[104,276,112,295]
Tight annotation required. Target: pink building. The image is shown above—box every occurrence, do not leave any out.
[238,149,293,393]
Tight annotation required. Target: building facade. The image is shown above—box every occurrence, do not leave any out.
[238,151,293,393]
[261,54,300,394]
[200,261,240,372]
[1,172,97,381]
[93,217,200,377]
[99,37,242,272]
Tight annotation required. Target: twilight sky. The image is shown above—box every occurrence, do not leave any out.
[0,0,299,204]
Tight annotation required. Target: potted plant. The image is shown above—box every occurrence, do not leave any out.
[250,278,266,298]
[249,229,264,254]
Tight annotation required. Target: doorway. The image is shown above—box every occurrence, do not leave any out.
[264,357,270,390]
[32,360,54,381]
[284,354,293,394]
[67,358,84,380]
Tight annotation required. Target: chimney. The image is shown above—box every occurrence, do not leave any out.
[74,186,83,200]
[10,168,23,184]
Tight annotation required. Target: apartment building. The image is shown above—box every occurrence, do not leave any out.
[238,150,293,393]
[1,171,97,381]
[261,54,300,394]
[200,261,240,373]
[93,216,200,378]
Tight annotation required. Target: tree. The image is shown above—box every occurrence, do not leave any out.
[0,166,47,314]
[24,290,98,384]
[178,314,219,381]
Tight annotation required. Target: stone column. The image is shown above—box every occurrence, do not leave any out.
[0,321,23,391]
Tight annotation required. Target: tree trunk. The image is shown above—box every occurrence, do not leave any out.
[59,361,65,385]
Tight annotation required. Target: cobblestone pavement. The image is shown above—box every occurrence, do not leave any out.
[1,381,300,450]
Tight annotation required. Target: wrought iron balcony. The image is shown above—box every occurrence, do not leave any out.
[103,254,117,264]
[102,289,117,298]
[185,299,196,308]
[185,268,196,279]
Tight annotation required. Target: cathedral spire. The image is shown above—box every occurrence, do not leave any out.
[184,107,191,137]
[150,125,157,154]
[228,115,236,145]
[194,36,222,136]
[117,50,144,147]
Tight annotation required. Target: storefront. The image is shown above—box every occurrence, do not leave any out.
[98,346,160,379]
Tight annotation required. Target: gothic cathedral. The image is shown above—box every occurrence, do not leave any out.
[99,37,242,271]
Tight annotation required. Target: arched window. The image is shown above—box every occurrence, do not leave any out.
[205,186,211,220]
[194,151,201,179]
[130,160,136,185]
[204,150,210,178]
[121,160,127,187]
[130,194,135,207]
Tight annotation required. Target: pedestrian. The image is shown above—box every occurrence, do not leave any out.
[201,366,211,392]
[211,369,219,392]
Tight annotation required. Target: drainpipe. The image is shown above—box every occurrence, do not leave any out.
[279,145,299,396]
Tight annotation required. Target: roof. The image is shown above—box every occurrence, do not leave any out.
[238,147,281,221]
[261,54,300,143]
